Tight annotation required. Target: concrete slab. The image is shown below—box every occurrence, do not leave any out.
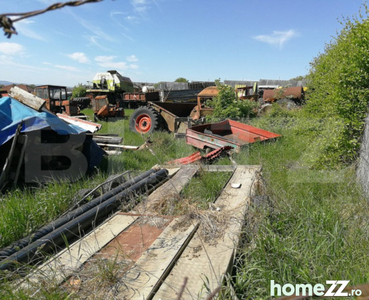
[153,165,261,300]
[135,165,200,214]
[19,213,138,289]
[117,216,199,299]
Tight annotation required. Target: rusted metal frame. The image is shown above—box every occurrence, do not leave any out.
[166,146,231,165]
[186,120,281,152]
[203,146,232,161]
[167,151,202,165]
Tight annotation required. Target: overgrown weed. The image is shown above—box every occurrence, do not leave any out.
[227,106,369,299]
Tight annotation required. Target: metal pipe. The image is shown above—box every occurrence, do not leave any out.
[0,168,168,271]
[0,168,157,260]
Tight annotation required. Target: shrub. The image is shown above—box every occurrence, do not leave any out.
[72,83,87,98]
[208,80,259,121]
[306,3,369,166]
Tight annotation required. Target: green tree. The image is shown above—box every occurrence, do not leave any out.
[208,80,258,120]
[72,83,87,98]
[174,77,188,83]
[289,75,305,81]
[306,3,369,165]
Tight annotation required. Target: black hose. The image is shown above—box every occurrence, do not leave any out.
[0,168,157,260]
[0,168,168,271]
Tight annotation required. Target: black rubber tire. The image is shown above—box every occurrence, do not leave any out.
[129,106,161,134]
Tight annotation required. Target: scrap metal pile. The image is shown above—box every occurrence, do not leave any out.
[0,88,104,191]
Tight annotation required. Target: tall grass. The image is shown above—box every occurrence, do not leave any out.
[0,174,109,250]
[181,171,232,211]
[228,107,369,299]
[1,105,369,299]
[0,109,195,250]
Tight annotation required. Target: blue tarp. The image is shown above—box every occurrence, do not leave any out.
[0,96,86,146]
[0,96,104,176]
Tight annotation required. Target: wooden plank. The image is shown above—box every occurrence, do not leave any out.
[135,165,199,214]
[19,214,138,289]
[116,216,199,299]
[153,165,261,300]
[9,86,45,111]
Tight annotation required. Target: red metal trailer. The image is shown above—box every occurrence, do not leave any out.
[186,119,281,153]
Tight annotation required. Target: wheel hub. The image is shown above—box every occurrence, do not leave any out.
[136,114,152,133]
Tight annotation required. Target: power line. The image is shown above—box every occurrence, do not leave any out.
[0,0,103,38]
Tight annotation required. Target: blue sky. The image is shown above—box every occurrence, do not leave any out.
[0,0,366,87]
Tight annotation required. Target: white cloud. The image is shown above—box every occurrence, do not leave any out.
[127,55,138,62]
[253,29,299,49]
[0,55,10,64]
[0,55,48,71]
[126,15,139,23]
[131,0,149,13]
[68,52,90,63]
[95,56,116,63]
[55,65,80,72]
[94,56,139,71]
[86,36,112,52]
[95,56,128,70]
[15,19,45,41]
[65,8,115,47]
[0,42,25,55]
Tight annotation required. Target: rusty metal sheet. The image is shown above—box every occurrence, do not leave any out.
[263,86,304,102]
[57,113,102,133]
[165,146,230,165]
[197,86,218,98]
[148,102,197,133]
[167,151,202,165]
[186,119,281,153]
[116,216,199,299]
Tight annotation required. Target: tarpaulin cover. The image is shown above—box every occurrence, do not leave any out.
[0,96,105,174]
[0,96,86,146]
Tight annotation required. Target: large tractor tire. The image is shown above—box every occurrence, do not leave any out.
[129,106,161,134]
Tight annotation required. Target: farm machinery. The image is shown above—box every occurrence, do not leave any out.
[34,85,84,116]
[128,83,305,135]
[84,70,305,134]
[86,70,160,121]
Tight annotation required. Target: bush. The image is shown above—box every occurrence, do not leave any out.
[72,83,87,98]
[208,80,259,121]
[306,3,369,166]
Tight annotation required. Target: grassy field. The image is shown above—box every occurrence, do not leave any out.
[229,110,369,298]
[0,106,368,299]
